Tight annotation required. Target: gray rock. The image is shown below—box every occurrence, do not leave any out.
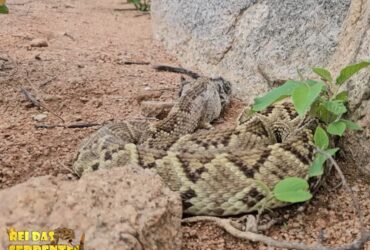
[152,0,354,102]
[152,0,370,176]
[319,0,370,179]
[0,167,182,250]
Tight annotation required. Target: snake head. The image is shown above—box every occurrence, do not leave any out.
[212,77,232,112]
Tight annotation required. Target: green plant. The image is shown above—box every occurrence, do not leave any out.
[252,60,370,203]
[0,0,9,14]
[127,0,150,11]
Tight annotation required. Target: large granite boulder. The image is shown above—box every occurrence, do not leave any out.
[0,167,182,250]
[152,0,370,177]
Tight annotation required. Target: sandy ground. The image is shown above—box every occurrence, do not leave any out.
[1,0,369,249]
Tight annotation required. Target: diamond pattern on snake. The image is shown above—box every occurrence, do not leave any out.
[73,74,315,216]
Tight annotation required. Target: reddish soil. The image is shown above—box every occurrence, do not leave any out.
[1,0,369,249]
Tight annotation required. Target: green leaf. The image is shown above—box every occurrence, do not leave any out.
[309,154,326,177]
[334,91,348,102]
[336,60,370,85]
[273,177,312,203]
[310,100,336,124]
[292,84,310,116]
[323,100,347,115]
[327,121,346,136]
[312,67,333,83]
[341,119,363,131]
[308,148,339,177]
[252,80,301,112]
[314,126,329,149]
[326,148,340,156]
[0,4,8,14]
[292,81,324,117]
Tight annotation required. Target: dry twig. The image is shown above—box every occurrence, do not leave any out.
[113,8,137,12]
[39,76,57,88]
[35,123,101,129]
[123,61,150,65]
[20,87,40,107]
[183,216,370,250]
[23,71,65,123]
[21,87,65,123]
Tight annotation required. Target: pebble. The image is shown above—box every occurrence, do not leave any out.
[30,38,48,47]
[32,113,48,122]
[79,97,89,103]
[352,185,360,192]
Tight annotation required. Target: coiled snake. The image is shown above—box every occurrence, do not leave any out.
[73,76,315,216]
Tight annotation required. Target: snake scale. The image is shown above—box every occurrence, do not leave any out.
[73,76,316,216]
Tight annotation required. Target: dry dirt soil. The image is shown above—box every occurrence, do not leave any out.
[1,0,369,249]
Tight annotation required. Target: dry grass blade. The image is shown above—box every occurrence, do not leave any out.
[35,123,101,129]
[21,87,41,107]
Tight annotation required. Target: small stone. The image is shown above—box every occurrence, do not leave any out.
[30,38,48,47]
[291,222,301,228]
[79,97,89,103]
[352,185,360,192]
[32,113,48,122]
[316,218,327,228]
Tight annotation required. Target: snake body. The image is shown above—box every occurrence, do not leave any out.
[73,77,316,216]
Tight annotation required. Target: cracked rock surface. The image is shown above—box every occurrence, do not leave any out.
[152,0,353,101]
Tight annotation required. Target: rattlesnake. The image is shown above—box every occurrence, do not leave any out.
[73,75,316,216]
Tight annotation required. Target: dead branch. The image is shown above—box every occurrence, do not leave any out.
[35,123,101,129]
[39,76,57,88]
[134,12,150,17]
[113,8,137,12]
[183,216,370,250]
[23,71,65,123]
[63,32,75,41]
[123,61,150,65]
[21,87,65,123]
[21,87,40,107]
